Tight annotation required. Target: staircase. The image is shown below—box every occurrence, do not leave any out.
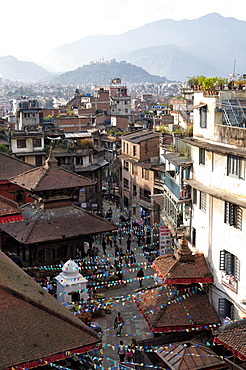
[221,91,246,127]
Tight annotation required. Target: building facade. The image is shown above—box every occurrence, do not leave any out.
[120,130,160,235]
[183,90,246,321]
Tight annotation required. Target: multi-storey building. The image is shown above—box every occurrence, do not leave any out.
[158,136,192,250]
[11,130,45,166]
[183,89,246,321]
[120,130,160,234]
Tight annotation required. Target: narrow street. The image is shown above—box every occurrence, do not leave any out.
[94,202,157,368]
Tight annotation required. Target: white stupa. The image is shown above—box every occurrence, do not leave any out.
[55,259,89,305]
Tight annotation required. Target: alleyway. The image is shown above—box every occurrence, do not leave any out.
[93,202,157,369]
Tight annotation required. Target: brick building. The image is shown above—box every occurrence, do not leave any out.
[120,130,160,233]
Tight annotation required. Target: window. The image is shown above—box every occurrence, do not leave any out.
[17,139,26,148]
[193,188,197,205]
[133,146,137,157]
[15,190,25,205]
[227,154,241,178]
[35,155,43,167]
[199,191,206,212]
[142,168,149,180]
[199,148,205,165]
[125,109,128,113]
[133,185,137,197]
[218,298,234,320]
[76,157,83,165]
[219,250,239,279]
[199,105,207,128]
[123,178,129,190]
[123,160,129,171]
[192,227,196,247]
[224,201,242,229]
[33,138,41,147]
[124,196,129,207]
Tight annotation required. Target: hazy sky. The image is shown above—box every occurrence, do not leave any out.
[3,0,246,62]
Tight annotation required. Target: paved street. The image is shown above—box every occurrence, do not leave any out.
[94,202,157,369]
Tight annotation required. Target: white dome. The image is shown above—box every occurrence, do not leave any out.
[62,260,80,276]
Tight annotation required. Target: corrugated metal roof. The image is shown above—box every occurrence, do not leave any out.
[64,132,92,138]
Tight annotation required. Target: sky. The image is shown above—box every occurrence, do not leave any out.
[3,0,246,63]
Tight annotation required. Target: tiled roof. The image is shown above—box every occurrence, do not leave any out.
[0,194,20,217]
[135,286,220,333]
[153,238,213,284]
[0,152,34,181]
[156,340,226,370]
[0,251,99,370]
[214,319,246,361]
[10,162,96,191]
[0,203,117,244]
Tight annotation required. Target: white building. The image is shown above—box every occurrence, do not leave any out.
[183,90,246,321]
[55,259,89,305]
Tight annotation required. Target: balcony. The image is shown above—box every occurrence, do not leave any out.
[165,172,181,199]
[139,194,151,203]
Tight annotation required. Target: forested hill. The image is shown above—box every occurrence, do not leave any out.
[52,60,169,84]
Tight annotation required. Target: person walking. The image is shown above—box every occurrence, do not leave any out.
[137,267,144,287]
[114,312,124,336]
[102,237,107,255]
[126,345,134,363]
[109,234,113,248]
[126,236,131,250]
[118,341,126,362]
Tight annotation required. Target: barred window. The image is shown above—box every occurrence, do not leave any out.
[199,191,206,212]
[224,201,242,229]
[218,298,235,320]
[219,250,240,280]
[227,154,241,178]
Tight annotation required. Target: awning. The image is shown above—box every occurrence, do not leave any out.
[151,194,164,207]
[0,215,24,224]
[47,136,61,140]
[193,102,207,109]
[185,178,246,209]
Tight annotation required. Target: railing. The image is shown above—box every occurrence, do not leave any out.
[139,194,151,203]
[165,172,181,199]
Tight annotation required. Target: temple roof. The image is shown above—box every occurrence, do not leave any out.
[214,319,246,361]
[0,203,116,244]
[135,286,220,333]
[0,251,99,370]
[155,340,226,370]
[9,152,95,192]
[0,152,34,181]
[0,194,21,217]
[153,238,213,285]
[0,194,24,223]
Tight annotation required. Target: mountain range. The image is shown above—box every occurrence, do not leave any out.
[46,13,246,81]
[1,13,246,83]
[0,56,51,82]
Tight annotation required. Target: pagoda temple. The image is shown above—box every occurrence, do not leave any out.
[135,237,220,337]
[1,150,116,266]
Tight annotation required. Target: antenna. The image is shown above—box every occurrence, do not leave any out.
[233,59,236,80]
